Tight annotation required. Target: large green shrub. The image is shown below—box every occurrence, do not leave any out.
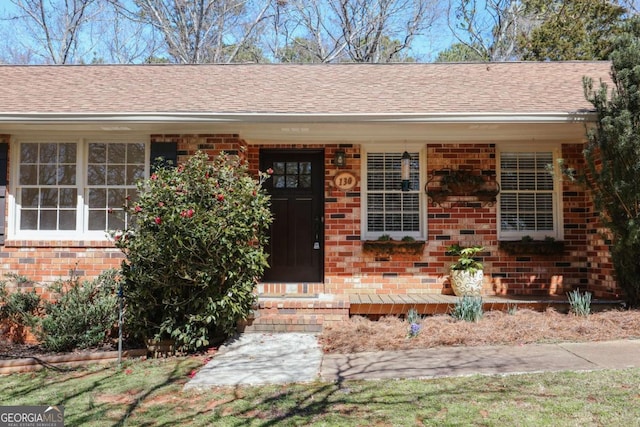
[113,151,272,351]
[37,270,119,352]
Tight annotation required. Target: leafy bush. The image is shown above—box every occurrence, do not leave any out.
[113,151,272,351]
[0,274,41,333]
[451,296,484,322]
[567,289,592,317]
[37,270,119,352]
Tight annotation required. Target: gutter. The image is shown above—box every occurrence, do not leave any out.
[0,111,598,124]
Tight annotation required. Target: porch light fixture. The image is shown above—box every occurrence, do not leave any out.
[334,150,347,168]
[401,151,411,191]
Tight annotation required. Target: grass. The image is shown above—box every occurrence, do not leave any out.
[3,309,640,425]
[1,357,639,426]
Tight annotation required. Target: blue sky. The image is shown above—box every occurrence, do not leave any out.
[0,0,460,63]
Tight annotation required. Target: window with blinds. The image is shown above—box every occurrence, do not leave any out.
[499,151,557,238]
[365,151,421,237]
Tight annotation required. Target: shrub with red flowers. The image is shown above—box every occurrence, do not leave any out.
[112,151,272,351]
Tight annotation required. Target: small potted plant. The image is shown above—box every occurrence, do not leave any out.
[447,244,484,296]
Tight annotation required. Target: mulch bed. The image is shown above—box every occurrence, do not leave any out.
[319,308,640,354]
[3,309,640,359]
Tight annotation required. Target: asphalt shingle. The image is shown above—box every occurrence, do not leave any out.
[0,62,612,115]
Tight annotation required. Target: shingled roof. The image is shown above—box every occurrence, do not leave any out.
[0,62,612,116]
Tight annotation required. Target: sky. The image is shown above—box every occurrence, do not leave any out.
[0,0,470,64]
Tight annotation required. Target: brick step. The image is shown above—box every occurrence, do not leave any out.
[240,313,324,333]
[238,297,350,333]
[259,293,320,298]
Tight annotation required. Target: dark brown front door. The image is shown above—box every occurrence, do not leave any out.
[261,150,324,283]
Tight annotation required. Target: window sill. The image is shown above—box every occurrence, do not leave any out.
[4,240,117,248]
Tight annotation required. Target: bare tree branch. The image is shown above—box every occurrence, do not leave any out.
[93,3,162,63]
[277,0,440,63]
[225,1,271,63]
[112,0,271,64]
[6,0,102,63]
[447,0,534,61]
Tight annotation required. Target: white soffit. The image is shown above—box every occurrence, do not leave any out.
[0,112,593,143]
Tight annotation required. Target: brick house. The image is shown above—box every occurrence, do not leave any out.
[0,62,619,328]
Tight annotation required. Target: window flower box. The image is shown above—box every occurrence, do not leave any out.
[499,240,565,256]
[362,240,425,256]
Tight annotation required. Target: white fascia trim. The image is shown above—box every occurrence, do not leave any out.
[0,111,598,124]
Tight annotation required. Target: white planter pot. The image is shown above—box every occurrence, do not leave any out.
[449,269,484,296]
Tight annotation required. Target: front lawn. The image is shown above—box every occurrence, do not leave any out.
[1,356,639,426]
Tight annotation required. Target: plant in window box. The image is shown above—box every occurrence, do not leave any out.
[362,235,425,256]
[447,244,484,296]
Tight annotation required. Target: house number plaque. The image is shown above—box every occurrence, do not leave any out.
[333,171,357,191]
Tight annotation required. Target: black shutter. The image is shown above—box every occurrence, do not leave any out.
[150,142,178,172]
[0,143,8,245]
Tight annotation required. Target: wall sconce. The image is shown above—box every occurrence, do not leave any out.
[401,151,411,191]
[334,150,346,168]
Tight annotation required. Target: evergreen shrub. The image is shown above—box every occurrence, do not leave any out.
[113,151,272,351]
[0,274,41,338]
[38,270,119,352]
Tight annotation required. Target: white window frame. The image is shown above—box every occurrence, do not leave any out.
[497,143,564,241]
[9,135,149,241]
[361,144,426,240]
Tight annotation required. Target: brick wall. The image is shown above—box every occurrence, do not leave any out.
[322,142,596,296]
[486,143,590,296]
[150,133,249,163]
[0,134,249,298]
[422,144,498,295]
[250,141,621,297]
[0,242,123,299]
[562,144,619,298]
[0,134,622,300]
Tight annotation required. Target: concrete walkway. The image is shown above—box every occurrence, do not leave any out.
[185,333,323,389]
[184,334,640,390]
